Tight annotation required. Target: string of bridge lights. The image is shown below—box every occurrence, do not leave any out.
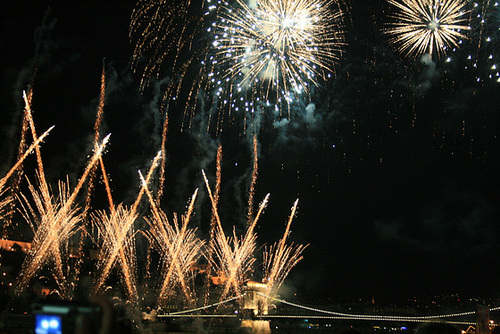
[156,291,500,324]
[261,294,500,323]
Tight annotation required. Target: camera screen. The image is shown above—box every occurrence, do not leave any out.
[34,314,63,334]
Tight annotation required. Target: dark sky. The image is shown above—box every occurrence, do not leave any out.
[1,0,500,304]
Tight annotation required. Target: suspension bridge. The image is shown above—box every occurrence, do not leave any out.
[156,291,498,328]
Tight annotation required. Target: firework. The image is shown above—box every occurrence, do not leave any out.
[130,0,345,131]
[459,0,500,82]
[15,135,110,298]
[208,0,345,116]
[247,135,259,224]
[130,0,208,131]
[92,204,139,302]
[385,0,471,58]
[0,126,54,221]
[203,169,270,301]
[262,199,308,300]
[92,152,162,303]
[143,183,204,307]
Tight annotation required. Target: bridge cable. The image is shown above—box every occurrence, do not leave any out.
[258,293,500,321]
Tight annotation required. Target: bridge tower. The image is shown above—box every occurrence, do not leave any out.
[243,281,269,316]
[241,281,271,334]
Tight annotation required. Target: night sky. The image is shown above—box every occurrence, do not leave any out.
[1,0,500,304]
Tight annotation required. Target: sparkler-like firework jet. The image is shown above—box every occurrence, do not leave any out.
[385,0,471,58]
[203,170,269,301]
[92,204,140,302]
[15,135,111,298]
[92,152,161,304]
[143,183,204,307]
[209,0,345,115]
[262,199,308,300]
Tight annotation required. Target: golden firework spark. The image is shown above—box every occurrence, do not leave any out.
[385,0,470,58]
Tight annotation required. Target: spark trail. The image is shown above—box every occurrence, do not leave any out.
[385,0,471,58]
[247,135,258,224]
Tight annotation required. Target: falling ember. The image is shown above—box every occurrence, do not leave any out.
[263,199,308,300]
[130,0,208,131]
[384,0,470,58]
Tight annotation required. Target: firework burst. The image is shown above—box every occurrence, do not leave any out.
[385,0,471,58]
[208,0,345,116]
[131,0,345,131]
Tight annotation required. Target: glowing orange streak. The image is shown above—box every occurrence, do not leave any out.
[22,91,50,206]
[247,135,258,224]
[277,199,298,256]
[208,145,222,266]
[202,170,228,247]
[99,157,115,215]
[156,111,169,204]
[85,63,107,212]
